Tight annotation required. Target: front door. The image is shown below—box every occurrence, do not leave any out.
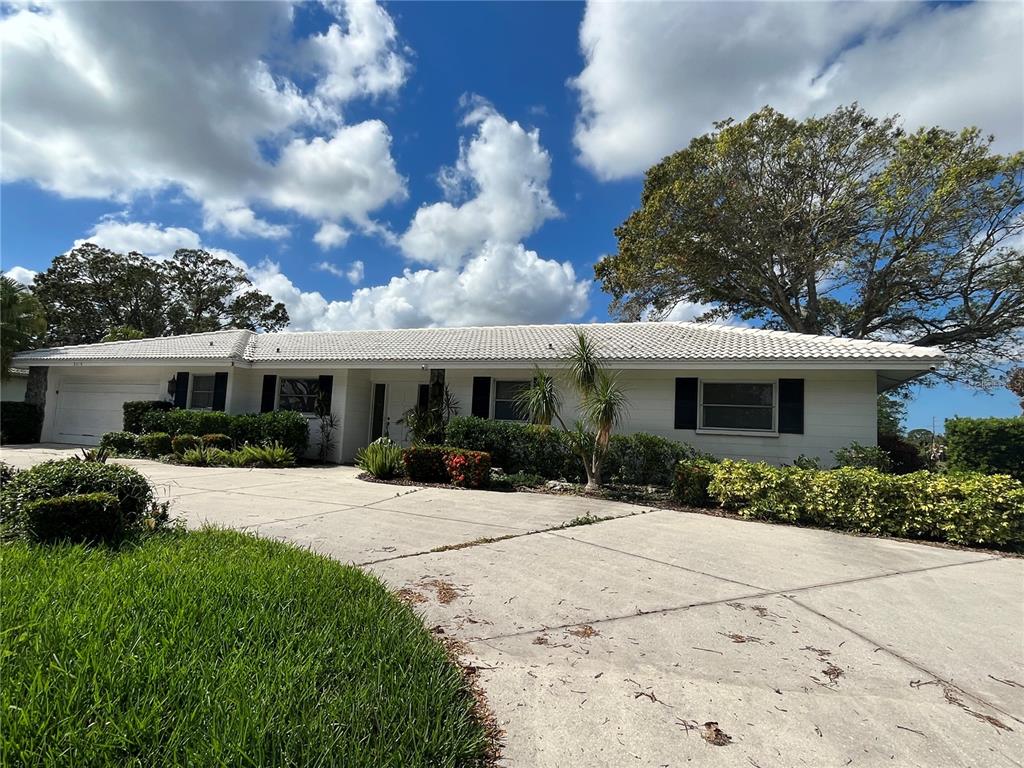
[368,381,424,446]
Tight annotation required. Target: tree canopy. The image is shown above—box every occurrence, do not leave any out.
[596,104,1024,389]
[1,276,47,379]
[32,245,289,346]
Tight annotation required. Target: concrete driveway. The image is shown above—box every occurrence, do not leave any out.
[4,445,1023,767]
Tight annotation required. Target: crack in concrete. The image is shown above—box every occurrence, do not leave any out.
[468,555,1003,644]
[785,594,1024,728]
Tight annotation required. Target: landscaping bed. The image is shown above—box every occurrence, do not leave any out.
[1,529,491,767]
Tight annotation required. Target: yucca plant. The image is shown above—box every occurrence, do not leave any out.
[356,437,404,479]
[180,446,231,467]
[516,328,628,491]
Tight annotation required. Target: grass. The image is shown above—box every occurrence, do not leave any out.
[0,529,488,767]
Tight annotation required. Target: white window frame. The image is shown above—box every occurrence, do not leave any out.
[697,379,779,436]
[189,374,216,411]
[277,377,320,416]
[493,380,530,422]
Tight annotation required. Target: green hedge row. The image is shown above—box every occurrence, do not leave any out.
[400,445,492,489]
[674,459,1024,549]
[131,409,309,457]
[444,416,698,485]
[945,417,1023,480]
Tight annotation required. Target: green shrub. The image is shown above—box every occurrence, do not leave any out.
[139,432,173,458]
[172,434,202,454]
[123,400,174,433]
[227,413,263,447]
[945,417,1024,479]
[201,433,233,450]
[231,443,295,468]
[256,410,309,458]
[99,431,140,455]
[0,461,17,485]
[445,416,579,479]
[833,441,892,471]
[706,459,1024,549]
[0,459,159,540]
[672,459,716,507]
[878,433,928,474]
[180,446,232,467]
[506,471,545,488]
[0,402,42,444]
[140,409,232,438]
[444,449,491,488]
[356,438,404,479]
[23,492,123,544]
[606,432,696,486]
[402,445,450,483]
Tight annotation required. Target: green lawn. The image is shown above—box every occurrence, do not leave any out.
[1,529,488,767]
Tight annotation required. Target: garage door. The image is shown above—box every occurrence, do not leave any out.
[53,381,162,444]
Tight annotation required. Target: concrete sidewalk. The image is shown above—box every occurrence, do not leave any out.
[3,444,1022,766]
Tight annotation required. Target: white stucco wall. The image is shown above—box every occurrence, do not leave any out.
[446,367,877,466]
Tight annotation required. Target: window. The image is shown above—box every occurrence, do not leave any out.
[700,381,775,432]
[190,375,216,410]
[493,380,529,421]
[278,378,320,413]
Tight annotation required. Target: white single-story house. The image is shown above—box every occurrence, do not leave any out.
[10,322,945,465]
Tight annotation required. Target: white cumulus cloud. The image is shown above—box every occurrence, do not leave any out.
[399,96,560,269]
[313,223,352,250]
[4,266,37,285]
[572,1,1024,179]
[0,0,409,238]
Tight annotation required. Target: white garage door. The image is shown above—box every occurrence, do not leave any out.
[53,381,162,444]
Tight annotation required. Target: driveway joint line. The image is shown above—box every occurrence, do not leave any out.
[785,594,1024,727]
[468,555,1002,644]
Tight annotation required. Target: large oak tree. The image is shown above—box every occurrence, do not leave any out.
[596,105,1023,388]
[32,244,289,345]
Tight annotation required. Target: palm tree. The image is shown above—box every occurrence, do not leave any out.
[516,328,628,491]
[1,277,46,380]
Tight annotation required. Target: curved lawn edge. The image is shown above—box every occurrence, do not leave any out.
[1,529,493,767]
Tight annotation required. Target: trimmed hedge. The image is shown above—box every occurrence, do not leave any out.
[0,402,42,444]
[99,431,140,455]
[945,417,1023,480]
[1,460,158,540]
[201,433,233,450]
[445,416,578,479]
[673,459,715,507]
[140,409,309,458]
[606,432,698,486]
[23,492,123,544]
[141,409,234,438]
[139,432,173,458]
[444,450,491,489]
[123,400,174,433]
[172,434,202,454]
[402,446,450,483]
[704,459,1024,549]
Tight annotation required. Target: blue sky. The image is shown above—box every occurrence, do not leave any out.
[1,1,1021,430]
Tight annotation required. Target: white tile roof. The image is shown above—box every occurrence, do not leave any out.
[13,322,945,367]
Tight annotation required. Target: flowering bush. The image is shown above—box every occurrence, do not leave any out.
[444,450,491,489]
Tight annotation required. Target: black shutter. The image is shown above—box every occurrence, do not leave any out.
[674,377,698,430]
[212,372,228,412]
[417,384,429,411]
[260,375,277,413]
[471,376,491,418]
[778,378,804,434]
[317,375,334,412]
[173,372,190,408]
